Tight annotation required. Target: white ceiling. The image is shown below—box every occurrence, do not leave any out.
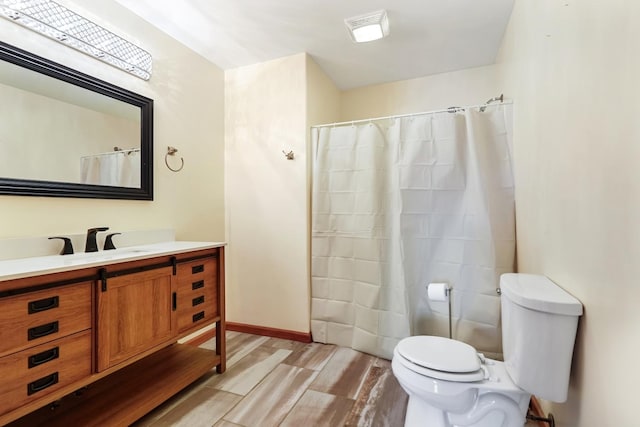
[114,0,514,90]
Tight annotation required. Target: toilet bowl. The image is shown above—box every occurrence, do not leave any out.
[392,336,529,427]
[392,274,583,427]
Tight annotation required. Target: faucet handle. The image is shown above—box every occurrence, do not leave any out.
[104,233,121,251]
[48,237,74,255]
[88,227,109,233]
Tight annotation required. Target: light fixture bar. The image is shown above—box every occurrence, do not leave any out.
[0,0,152,80]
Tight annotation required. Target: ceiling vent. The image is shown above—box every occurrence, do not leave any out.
[344,9,390,43]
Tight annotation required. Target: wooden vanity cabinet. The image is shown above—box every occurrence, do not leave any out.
[0,245,226,427]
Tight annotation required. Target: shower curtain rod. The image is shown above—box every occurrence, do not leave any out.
[311,97,512,129]
[81,148,140,159]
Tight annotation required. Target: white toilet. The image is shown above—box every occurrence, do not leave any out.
[392,273,583,427]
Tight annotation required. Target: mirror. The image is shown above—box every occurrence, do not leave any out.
[0,41,153,200]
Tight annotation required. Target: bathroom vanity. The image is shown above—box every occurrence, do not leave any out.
[0,242,225,426]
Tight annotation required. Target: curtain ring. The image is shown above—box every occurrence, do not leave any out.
[165,146,184,172]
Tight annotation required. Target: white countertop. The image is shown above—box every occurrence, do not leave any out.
[0,241,225,282]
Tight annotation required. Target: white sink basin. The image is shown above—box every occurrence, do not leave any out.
[66,247,153,263]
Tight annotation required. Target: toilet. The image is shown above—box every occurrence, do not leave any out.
[392,273,583,427]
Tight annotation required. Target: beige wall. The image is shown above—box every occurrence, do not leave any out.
[497,1,640,425]
[340,64,503,121]
[306,57,342,128]
[0,0,225,241]
[225,53,315,333]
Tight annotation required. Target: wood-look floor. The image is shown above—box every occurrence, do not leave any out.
[133,331,409,427]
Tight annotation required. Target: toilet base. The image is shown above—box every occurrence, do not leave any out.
[404,395,449,426]
[392,353,529,427]
[404,393,527,427]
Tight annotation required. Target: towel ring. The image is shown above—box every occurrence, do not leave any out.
[165,146,184,172]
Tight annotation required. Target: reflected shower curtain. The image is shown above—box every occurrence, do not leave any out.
[80,150,140,187]
[311,105,514,359]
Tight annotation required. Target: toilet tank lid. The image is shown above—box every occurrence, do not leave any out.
[500,274,583,316]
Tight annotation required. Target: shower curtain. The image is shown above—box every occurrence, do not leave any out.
[311,104,514,359]
[80,150,141,187]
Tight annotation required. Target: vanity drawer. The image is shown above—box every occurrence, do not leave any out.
[0,283,92,357]
[176,258,218,332]
[178,258,218,300]
[176,258,217,291]
[176,290,218,333]
[0,330,92,415]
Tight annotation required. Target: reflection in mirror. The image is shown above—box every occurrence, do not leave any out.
[1,59,140,186]
[0,41,153,200]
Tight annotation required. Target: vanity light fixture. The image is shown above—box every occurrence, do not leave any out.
[344,9,390,43]
[0,0,152,80]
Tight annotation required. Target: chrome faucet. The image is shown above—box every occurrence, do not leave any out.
[85,227,109,252]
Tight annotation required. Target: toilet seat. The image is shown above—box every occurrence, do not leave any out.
[395,336,487,382]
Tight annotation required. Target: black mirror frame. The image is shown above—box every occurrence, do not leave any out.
[0,41,153,200]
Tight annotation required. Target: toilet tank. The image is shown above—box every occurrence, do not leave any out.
[500,273,583,402]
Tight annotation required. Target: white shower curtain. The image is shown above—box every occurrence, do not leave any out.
[311,104,514,359]
[80,150,140,187]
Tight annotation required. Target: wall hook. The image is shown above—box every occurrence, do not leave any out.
[282,150,295,160]
[165,146,184,172]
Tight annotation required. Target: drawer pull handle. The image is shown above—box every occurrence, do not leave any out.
[192,296,205,307]
[28,321,59,341]
[28,347,60,368]
[172,292,177,311]
[192,311,205,322]
[27,372,59,395]
[28,296,59,314]
[192,280,205,290]
[192,264,204,274]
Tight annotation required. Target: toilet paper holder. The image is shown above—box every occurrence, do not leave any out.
[427,283,452,339]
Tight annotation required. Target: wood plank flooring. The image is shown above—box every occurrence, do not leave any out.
[134,331,408,426]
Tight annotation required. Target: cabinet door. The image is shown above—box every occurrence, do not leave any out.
[96,267,176,371]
